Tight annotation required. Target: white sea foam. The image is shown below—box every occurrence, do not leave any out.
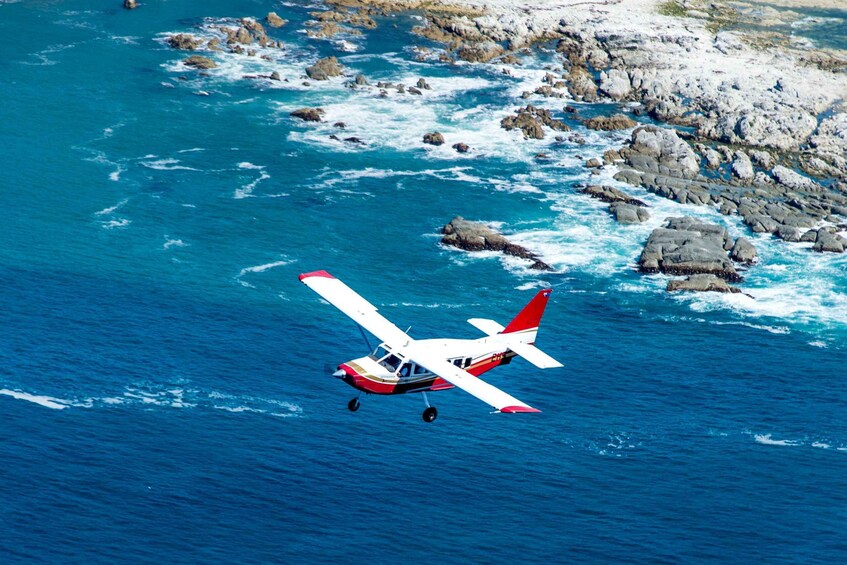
[102,218,131,229]
[238,259,292,277]
[234,162,270,198]
[140,158,199,171]
[95,199,128,216]
[163,238,187,250]
[0,389,69,410]
[754,434,799,446]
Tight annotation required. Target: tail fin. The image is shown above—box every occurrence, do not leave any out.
[503,289,552,334]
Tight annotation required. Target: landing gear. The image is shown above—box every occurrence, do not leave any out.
[421,391,437,423]
[347,397,360,412]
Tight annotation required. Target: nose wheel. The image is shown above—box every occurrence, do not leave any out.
[347,397,360,412]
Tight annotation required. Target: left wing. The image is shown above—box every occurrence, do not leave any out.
[299,270,413,347]
[404,345,540,414]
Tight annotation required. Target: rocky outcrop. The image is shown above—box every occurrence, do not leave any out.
[441,217,551,271]
[500,105,569,140]
[610,202,649,224]
[423,132,445,146]
[812,228,847,253]
[306,56,343,80]
[168,34,202,50]
[290,108,325,122]
[639,217,744,282]
[580,185,646,207]
[666,274,743,294]
[729,237,757,264]
[621,126,700,180]
[266,12,286,28]
[183,55,217,69]
[452,143,469,153]
[583,114,636,131]
[457,42,504,63]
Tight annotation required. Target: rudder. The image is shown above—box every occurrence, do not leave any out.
[502,289,552,334]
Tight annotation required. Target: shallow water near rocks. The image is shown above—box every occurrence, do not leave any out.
[1,1,846,562]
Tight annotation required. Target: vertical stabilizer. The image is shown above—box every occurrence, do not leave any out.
[502,289,552,334]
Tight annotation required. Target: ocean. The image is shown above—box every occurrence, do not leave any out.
[1,1,846,562]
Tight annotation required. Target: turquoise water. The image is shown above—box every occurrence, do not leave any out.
[2,1,847,562]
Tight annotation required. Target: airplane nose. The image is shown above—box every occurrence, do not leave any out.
[332,369,347,379]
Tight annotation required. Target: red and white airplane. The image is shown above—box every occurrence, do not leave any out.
[299,270,563,422]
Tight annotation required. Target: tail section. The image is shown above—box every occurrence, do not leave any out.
[502,289,552,334]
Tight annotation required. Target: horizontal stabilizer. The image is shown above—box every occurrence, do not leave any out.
[467,318,505,336]
[508,342,563,369]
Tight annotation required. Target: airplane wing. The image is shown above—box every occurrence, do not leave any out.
[299,270,413,347]
[404,347,540,414]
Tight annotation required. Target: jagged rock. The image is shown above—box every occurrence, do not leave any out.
[622,126,700,180]
[567,66,598,102]
[290,108,324,122]
[306,56,343,80]
[585,158,603,168]
[729,237,757,263]
[800,229,819,243]
[124,0,138,9]
[408,87,422,95]
[457,42,505,63]
[610,202,650,224]
[270,71,281,81]
[813,230,845,253]
[333,122,346,128]
[183,55,217,69]
[700,146,723,170]
[168,34,202,50]
[343,137,365,145]
[396,84,406,94]
[771,165,819,191]
[583,114,637,131]
[354,74,368,86]
[580,185,646,206]
[666,274,742,294]
[416,78,431,90]
[441,216,551,270]
[639,217,741,281]
[266,12,286,28]
[500,105,569,140]
[731,151,755,182]
[423,132,445,146]
[452,143,470,153]
[599,68,631,100]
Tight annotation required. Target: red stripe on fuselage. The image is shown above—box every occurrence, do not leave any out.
[338,352,516,395]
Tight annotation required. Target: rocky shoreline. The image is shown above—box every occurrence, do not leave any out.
[159,0,847,295]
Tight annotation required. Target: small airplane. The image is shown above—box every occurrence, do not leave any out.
[299,270,563,422]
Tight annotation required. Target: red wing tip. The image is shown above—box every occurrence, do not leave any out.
[298,270,335,281]
[500,406,542,414]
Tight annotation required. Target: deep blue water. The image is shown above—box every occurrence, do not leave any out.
[1,1,846,562]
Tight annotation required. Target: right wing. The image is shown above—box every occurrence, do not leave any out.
[299,271,413,347]
[404,347,540,414]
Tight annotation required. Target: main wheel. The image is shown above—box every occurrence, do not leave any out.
[347,397,360,412]
[422,406,438,423]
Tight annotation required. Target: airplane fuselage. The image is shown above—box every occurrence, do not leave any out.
[335,336,519,396]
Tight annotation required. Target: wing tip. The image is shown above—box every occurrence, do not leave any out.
[299,270,335,282]
[500,405,541,414]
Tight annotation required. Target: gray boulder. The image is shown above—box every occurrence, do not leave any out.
[306,56,343,80]
[580,185,646,206]
[290,108,324,122]
[666,274,743,294]
[729,237,757,263]
[639,217,741,281]
[441,216,551,270]
[423,132,445,146]
[583,114,637,131]
[610,202,650,224]
[813,229,846,253]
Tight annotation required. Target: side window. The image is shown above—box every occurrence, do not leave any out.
[413,364,429,375]
[464,357,472,368]
[398,363,411,377]
[452,359,462,367]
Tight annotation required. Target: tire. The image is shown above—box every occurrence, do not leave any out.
[422,406,438,423]
[347,398,360,412]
